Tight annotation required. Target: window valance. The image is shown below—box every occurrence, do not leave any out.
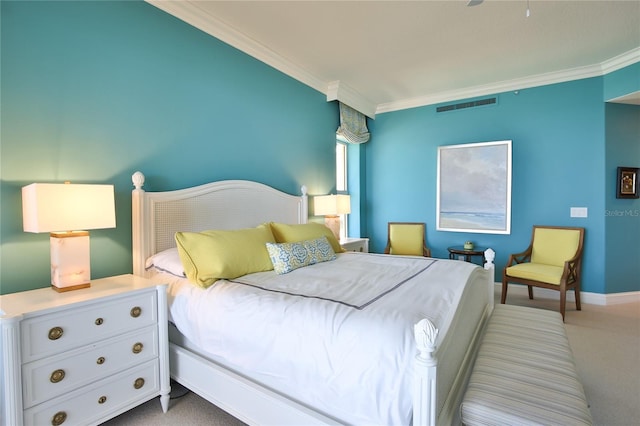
[336,102,370,144]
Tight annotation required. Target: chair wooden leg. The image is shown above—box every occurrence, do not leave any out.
[527,285,534,300]
[501,280,508,304]
[575,286,582,311]
[560,289,566,321]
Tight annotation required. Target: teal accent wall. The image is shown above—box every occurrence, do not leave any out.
[0,1,337,294]
[605,103,640,293]
[2,1,636,297]
[366,78,612,293]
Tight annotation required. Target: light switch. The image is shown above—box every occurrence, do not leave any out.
[570,207,588,218]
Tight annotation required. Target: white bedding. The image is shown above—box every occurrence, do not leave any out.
[156,252,487,425]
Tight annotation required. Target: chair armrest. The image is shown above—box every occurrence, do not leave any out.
[506,245,533,266]
[561,251,583,283]
[565,250,582,264]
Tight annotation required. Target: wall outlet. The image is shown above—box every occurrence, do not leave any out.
[570,207,588,218]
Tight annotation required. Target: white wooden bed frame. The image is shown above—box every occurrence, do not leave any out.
[131,171,495,426]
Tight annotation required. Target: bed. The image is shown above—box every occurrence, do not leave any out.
[131,171,495,426]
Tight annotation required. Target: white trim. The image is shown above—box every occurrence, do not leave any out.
[600,291,640,305]
[499,283,640,306]
[145,0,326,95]
[380,48,640,114]
[377,62,604,114]
[327,81,376,119]
[600,47,640,75]
[144,1,640,117]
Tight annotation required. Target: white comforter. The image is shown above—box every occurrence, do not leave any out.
[164,252,485,425]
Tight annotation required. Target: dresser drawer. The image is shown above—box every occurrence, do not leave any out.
[21,291,158,362]
[22,325,159,408]
[23,360,160,426]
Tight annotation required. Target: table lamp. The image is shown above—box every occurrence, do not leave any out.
[22,183,116,292]
[313,194,351,240]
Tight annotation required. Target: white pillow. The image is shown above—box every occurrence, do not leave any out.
[145,248,185,277]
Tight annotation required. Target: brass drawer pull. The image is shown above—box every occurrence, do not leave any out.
[50,369,65,383]
[133,377,145,389]
[130,306,142,318]
[51,411,67,426]
[48,327,64,340]
[132,342,143,354]
[96,357,105,365]
[95,317,104,326]
[98,396,107,404]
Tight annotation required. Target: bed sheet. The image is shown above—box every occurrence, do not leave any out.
[154,252,487,425]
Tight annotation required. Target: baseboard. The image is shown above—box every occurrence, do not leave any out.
[497,283,640,306]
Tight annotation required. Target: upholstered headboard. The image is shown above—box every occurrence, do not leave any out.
[131,171,308,277]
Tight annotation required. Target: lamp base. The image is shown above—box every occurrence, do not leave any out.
[324,216,341,241]
[50,231,92,291]
[51,283,91,293]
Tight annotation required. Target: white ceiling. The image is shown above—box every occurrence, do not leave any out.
[148,1,640,117]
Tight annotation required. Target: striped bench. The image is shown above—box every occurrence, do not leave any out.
[460,304,592,425]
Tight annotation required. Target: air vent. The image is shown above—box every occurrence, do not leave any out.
[436,97,497,113]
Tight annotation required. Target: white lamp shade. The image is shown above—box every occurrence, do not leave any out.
[22,183,116,232]
[314,194,351,216]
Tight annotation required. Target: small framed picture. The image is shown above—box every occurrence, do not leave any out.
[616,167,639,199]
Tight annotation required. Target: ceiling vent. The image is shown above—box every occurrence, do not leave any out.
[436,97,497,113]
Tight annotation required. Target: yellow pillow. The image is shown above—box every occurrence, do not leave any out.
[269,222,345,253]
[175,224,275,288]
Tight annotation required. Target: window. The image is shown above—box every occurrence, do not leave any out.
[336,142,347,192]
[336,142,348,239]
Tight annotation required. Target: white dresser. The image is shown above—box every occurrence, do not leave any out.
[0,274,170,426]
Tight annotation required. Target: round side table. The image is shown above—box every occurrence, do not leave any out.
[447,246,487,265]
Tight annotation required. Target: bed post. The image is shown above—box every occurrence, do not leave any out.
[412,249,495,426]
[300,185,309,224]
[413,318,439,426]
[132,171,146,277]
[484,248,496,309]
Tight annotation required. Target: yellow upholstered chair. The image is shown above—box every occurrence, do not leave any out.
[502,225,585,320]
[384,222,431,257]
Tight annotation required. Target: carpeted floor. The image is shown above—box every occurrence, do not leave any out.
[102,287,640,426]
[102,380,246,426]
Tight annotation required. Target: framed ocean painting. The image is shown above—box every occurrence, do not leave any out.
[437,140,512,234]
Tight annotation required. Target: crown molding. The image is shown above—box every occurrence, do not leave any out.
[146,0,327,94]
[375,57,636,114]
[147,1,639,117]
[600,47,640,74]
[327,81,377,119]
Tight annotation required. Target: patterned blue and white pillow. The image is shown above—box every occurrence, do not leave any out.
[266,236,336,274]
